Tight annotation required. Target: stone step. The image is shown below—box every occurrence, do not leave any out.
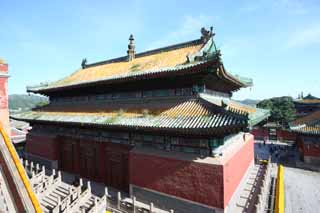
[40,204,51,213]
[57,184,70,191]
[44,195,59,204]
[51,189,66,198]
[55,187,69,196]
[41,198,56,209]
[47,192,59,201]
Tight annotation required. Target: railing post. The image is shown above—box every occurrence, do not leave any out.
[87,181,91,192]
[52,169,56,177]
[105,187,109,209]
[58,171,62,182]
[57,196,61,211]
[255,203,260,212]
[150,202,154,213]
[105,186,108,196]
[117,191,121,209]
[133,196,136,213]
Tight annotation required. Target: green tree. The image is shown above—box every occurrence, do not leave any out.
[257,96,296,126]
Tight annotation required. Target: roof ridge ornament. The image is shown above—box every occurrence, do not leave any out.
[201,27,215,43]
[127,34,136,61]
[81,58,87,69]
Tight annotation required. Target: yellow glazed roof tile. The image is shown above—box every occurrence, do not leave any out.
[52,44,202,87]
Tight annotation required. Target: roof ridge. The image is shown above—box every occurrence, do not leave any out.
[84,39,203,68]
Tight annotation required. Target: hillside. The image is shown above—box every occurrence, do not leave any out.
[238,99,260,107]
[9,94,48,112]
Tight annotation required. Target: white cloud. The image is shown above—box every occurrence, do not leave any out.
[146,15,215,50]
[287,24,320,48]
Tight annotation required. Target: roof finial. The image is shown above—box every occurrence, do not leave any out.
[81,58,87,69]
[127,34,136,61]
[201,26,215,43]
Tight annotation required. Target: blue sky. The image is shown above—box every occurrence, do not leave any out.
[1,0,320,100]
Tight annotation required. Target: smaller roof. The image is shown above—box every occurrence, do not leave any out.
[11,99,248,133]
[11,94,269,133]
[291,110,320,126]
[290,110,320,135]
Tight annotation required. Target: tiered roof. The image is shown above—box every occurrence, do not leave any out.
[14,28,269,134]
[290,110,320,135]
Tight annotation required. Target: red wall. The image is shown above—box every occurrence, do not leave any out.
[301,142,320,157]
[251,128,296,141]
[251,128,268,139]
[129,152,225,208]
[0,63,10,134]
[223,135,254,207]
[129,135,254,209]
[26,134,58,160]
[277,129,296,141]
[0,63,8,73]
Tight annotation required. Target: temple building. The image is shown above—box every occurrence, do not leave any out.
[290,110,320,165]
[12,28,269,212]
[294,93,320,117]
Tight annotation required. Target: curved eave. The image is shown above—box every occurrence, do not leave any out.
[27,60,215,95]
[11,116,247,136]
[217,64,252,88]
[28,60,250,95]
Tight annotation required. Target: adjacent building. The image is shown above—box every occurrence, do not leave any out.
[290,110,320,165]
[12,28,269,212]
[294,94,320,117]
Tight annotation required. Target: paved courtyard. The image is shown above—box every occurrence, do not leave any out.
[284,167,320,213]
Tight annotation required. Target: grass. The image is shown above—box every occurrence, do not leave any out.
[130,64,141,72]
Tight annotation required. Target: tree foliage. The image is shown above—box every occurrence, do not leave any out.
[257,96,296,126]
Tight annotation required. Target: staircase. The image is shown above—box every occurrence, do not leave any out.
[21,158,106,213]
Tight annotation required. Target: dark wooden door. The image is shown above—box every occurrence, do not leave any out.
[60,138,76,173]
[105,146,129,192]
[79,141,99,180]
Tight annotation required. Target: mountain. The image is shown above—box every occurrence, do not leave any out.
[238,99,261,106]
[9,94,48,112]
